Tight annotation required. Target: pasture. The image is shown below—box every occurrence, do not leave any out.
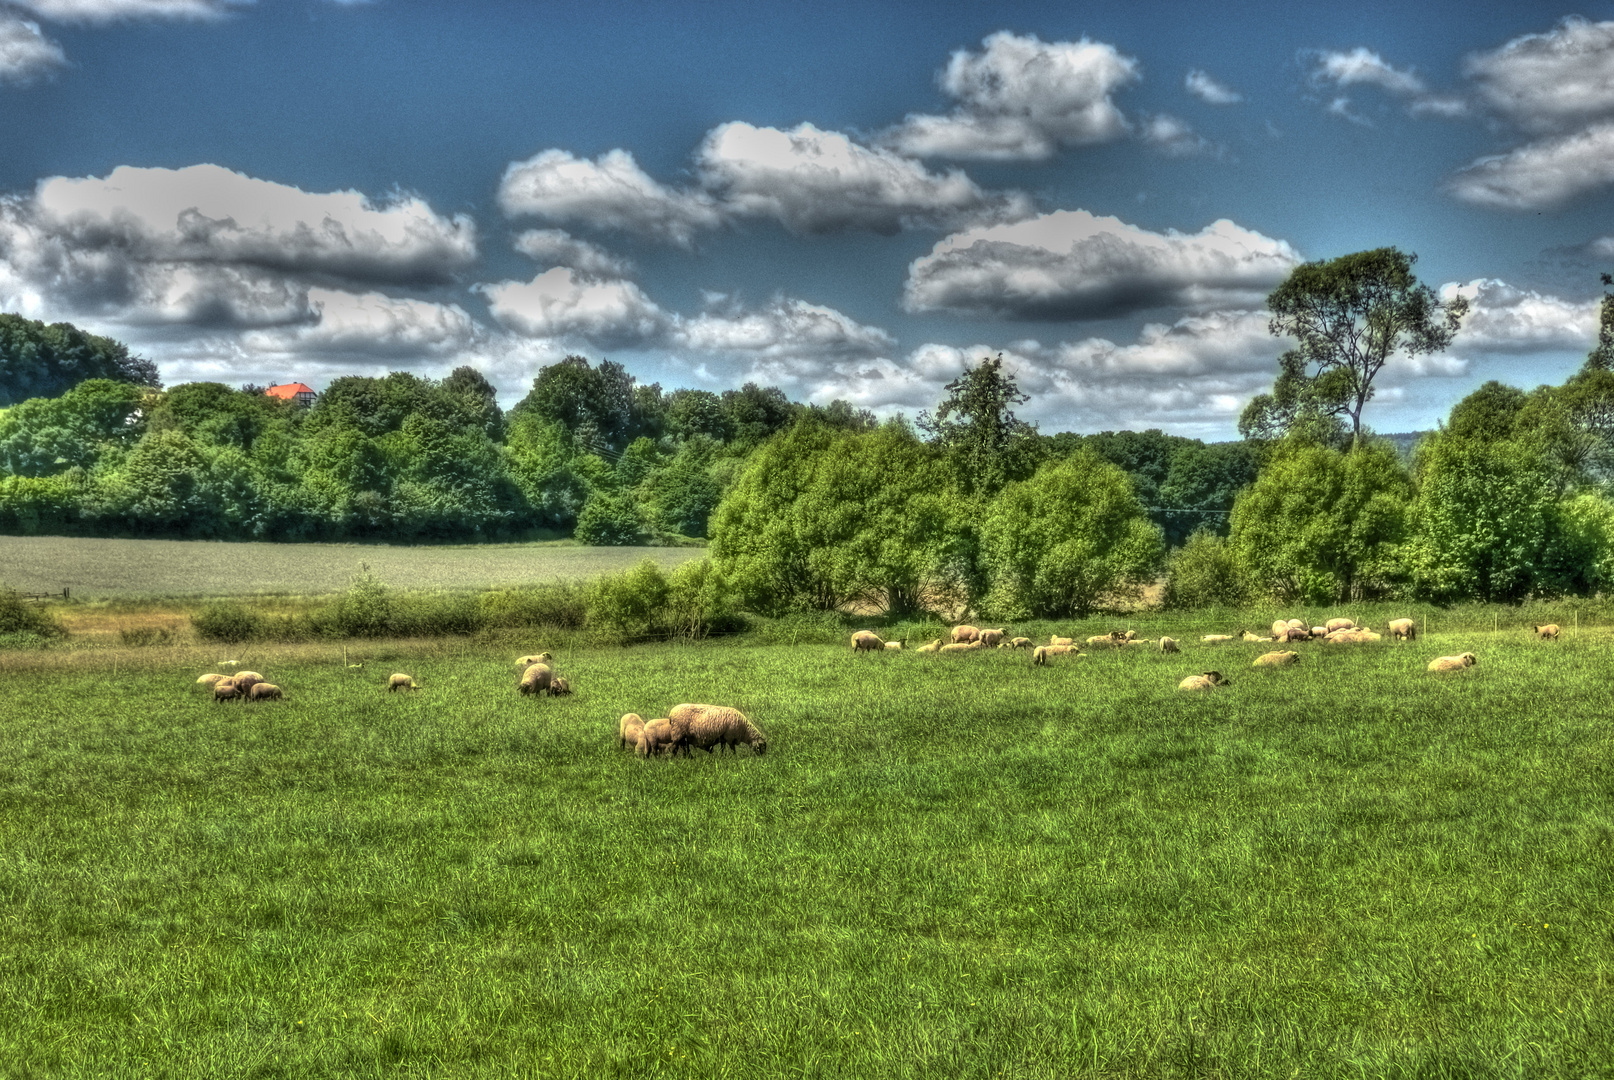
[0,535,706,600]
[0,625,1610,1077]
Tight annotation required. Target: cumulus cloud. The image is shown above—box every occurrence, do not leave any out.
[674,296,895,361]
[1306,47,1468,121]
[0,14,65,83]
[497,148,722,248]
[1439,278,1599,352]
[477,266,669,345]
[881,31,1138,160]
[1185,69,1241,105]
[10,0,249,21]
[1446,122,1614,210]
[1140,114,1213,156]
[240,289,483,361]
[903,210,1301,321]
[512,228,634,278]
[1464,17,1614,134]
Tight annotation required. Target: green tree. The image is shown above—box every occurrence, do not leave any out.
[575,489,646,546]
[917,353,1037,495]
[0,313,161,406]
[1242,248,1467,445]
[510,355,635,453]
[0,379,149,477]
[1162,530,1256,609]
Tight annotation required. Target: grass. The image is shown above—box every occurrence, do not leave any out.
[0,616,1611,1077]
[0,535,706,601]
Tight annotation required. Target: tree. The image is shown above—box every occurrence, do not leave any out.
[1242,248,1467,445]
[0,314,161,406]
[0,379,149,477]
[917,353,1037,495]
[510,355,635,453]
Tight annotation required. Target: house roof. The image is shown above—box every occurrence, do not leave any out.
[264,382,316,399]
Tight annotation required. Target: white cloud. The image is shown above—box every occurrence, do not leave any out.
[882,31,1138,160]
[1446,122,1614,210]
[1140,114,1213,156]
[1465,18,1614,134]
[240,289,483,361]
[496,148,722,247]
[10,0,249,21]
[0,14,65,83]
[1439,278,1599,352]
[1307,47,1468,120]
[477,266,669,345]
[674,297,895,360]
[1326,96,1372,127]
[696,121,1029,234]
[511,228,634,278]
[903,210,1301,320]
[1184,69,1241,105]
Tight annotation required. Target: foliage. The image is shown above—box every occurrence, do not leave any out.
[1229,440,1411,603]
[0,379,149,478]
[586,558,673,641]
[1162,530,1256,609]
[190,599,264,644]
[0,313,161,407]
[510,355,637,454]
[1243,248,1467,444]
[574,489,646,546]
[0,585,67,643]
[313,564,395,638]
[917,353,1038,495]
[977,451,1163,618]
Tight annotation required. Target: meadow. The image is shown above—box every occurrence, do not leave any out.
[0,536,706,600]
[0,613,1610,1078]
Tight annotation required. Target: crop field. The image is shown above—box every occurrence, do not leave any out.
[0,536,706,600]
[0,614,1610,1078]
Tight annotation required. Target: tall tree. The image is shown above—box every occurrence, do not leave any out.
[0,314,161,406]
[917,353,1037,495]
[1241,248,1467,446]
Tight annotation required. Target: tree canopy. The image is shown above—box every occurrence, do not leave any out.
[0,314,162,406]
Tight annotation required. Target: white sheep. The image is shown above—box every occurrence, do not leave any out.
[518,663,556,695]
[1033,644,1078,665]
[387,673,420,692]
[1388,618,1416,641]
[1428,652,1477,672]
[884,641,904,651]
[1252,651,1301,667]
[212,680,243,703]
[951,625,981,644]
[851,630,885,652]
[514,652,554,672]
[1533,624,1561,640]
[978,628,1007,648]
[1200,634,1233,643]
[619,713,645,750]
[1325,618,1355,632]
[917,639,943,653]
[247,682,283,701]
[666,704,767,756]
[229,671,264,691]
[1177,671,1229,692]
[1159,637,1180,653]
[196,673,230,689]
[637,718,677,757]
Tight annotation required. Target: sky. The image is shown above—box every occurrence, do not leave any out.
[4,0,1614,440]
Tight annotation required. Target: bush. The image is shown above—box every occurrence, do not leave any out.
[191,600,263,644]
[1163,531,1256,609]
[478,584,588,630]
[587,559,671,642]
[388,591,483,638]
[312,564,394,638]
[118,623,181,647]
[0,587,67,644]
[574,490,645,546]
[665,559,742,639]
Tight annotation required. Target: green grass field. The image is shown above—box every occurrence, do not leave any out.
[0,616,1610,1077]
[0,536,706,600]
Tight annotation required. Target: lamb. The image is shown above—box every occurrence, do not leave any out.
[1200,634,1233,643]
[619,713,645,750]
[666,704,767,756]
[883,641,904,651]
[851,631,885,652]
[917,639,943,653]
[518,663,557,695]
[196,673,230,689]
[1428,652,1477,672]
[1240,630,1268,642]
[387,673,420,692]
[939,641,985,653]
[1159,637,1181,653]
[1006,637,1034,649]
[1274,625,1310,643]
[1032,644,1079,665]
[637,718,677,757]
[212,680,242,703]
[1388,618,1417,641]
[1252,651,1301,667]
[550,676,572,695]
[1270,620,1290,640]
[514,652,554,671]
[978,628,1007,648]
[1533,624,1561,640]
[247,682,283,701]
[228,671,264,691]
[1178,671,1229,692]
[1050,636,1074,646]
[1326,618,1355,632]
[951,625,981,644]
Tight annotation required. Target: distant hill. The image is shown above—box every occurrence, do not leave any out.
[1378,431,1430,463]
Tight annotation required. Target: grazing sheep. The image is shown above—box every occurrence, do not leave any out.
[1201,634,1233,643]
[1178,671,1229,692]
[1033,644,1079,665]
[1159,637,1181,653]
[1533,624,1561,640]
[666,704,767,756]
[1309,626,1327,638]
[550,676,572,695]
[917,639,943,653]
[939,641,985,653]
[514,652,554,671]
[1270,620,1290,640]
[1326,618,1355,632]
[229,671,264,691]
[1085,635,1120,649]
[1050,635,1074,646]
[1324,629,1381,644]
[1428,652,1478,672]
[1273,626,1310,643]
[619,713,645,750]
[1240,630,1268,642]
[884,641,904,651]
[1388,618,1417,641]
[951,625,981,644]
[518,663,556,696]
[637,718,677,757]
[1006,637,1034,649]
[1252,651,1302,667]
[196,673,230,689]
[212,680,242,703]
[979,628,1007,648]
[387,673,420,692]
[1286,619,1305,630]
[851,630,885,652]
[247,682,283,701]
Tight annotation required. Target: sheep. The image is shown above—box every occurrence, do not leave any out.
[196,673,230,689]
[1286,619,1305,630]
[1274,625,1310,643]
[1240,630,1268,642]
[518,663,557,696]
[1310,626,1328,638]
[1178,671,1229,692]
[1533,624,1561,640]
[1085,635,1120,649]
[1270,620,1290,640]
[978,628,1007,648]
[550,676,573,695]
[212,680,243,703]
[637,718,677,757]
[1325,618,1355,632]
[1428,652,1477,672]
[514,652,554,671]
[939,641,985,653]
[917,639,943,653]
[666,704,767,756]
[1033,644,1079,665]
[1388,618,1417,641]
[951,625,981,644]
[247,682,283,701]
[229,671,264,691]
[1007,637,1034,649]
[884,641,904,651]
[1200,634,1233,643]
[1252,651,1302,667]
[387,673,420,692]
[619,713,645,750]
[1159,637,1181,653]
[1050,636,1074,646]
[1324,629,1381,644]
[850,630,885,652]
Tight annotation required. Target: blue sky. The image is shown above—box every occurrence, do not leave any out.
[4,0,1614,439]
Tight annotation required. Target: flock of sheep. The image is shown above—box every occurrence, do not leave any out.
[617,704,767,759]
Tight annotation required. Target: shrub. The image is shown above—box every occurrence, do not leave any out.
[587,559,671,642]
[0,587,67,645]
[118,623,180,647]
[313,564,394,638]
[574,490,645,546]
[388,591,483,638]
[478,584,588,630]
[664,559,741,639]
[191,600,263,644]
[1163,531,1257,609]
